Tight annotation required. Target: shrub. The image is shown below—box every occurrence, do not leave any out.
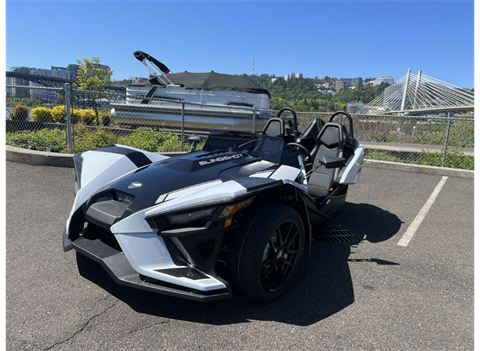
[51,105,66,123]
[6,128,67,152]
[119,129,181,153]
[101,112,111,126]
[31,107,53,122]
[81,113,94,125]
[10,104,29,121]
[157,134,181,152]
[73,126,118,153]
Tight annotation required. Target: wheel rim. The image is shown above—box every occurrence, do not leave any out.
[260,220,301,292]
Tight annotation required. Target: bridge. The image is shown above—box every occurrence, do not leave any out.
[355,69,474,116]
[6,71,126,105]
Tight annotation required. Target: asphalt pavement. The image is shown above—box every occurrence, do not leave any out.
[6,161,473,350]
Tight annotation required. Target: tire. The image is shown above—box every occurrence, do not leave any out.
[229,203,305,302]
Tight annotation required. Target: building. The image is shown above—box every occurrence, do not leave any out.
[373,76,394,86]
[66,64,80,81]
[315,83,335,95]
[9,66,31,98]
[335,80,349,91]
[283,73,303,81]
[347,103,365,113]
[335,77,363,91]
[6,76,14,96]
[129,77,148,84]
[51,66,71,80]
[8,62,112,100]
[66,63,111,82]
[29,68,52,100]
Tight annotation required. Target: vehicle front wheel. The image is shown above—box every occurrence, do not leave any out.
[229,203,305,302]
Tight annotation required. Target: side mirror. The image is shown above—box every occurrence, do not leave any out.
[319,155,346,169]
[188,134,201,152]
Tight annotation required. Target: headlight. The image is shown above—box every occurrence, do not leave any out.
[113,191,134,205]
[167,207,214,225]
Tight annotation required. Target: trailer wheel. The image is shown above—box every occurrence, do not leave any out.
[230,203,305,302]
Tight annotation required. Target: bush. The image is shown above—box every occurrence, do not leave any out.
[6,126,182,154]
[81,113,94,125]
[119,129,181,152]
[6,128,67,152]
[101,112,110,126]
[31,107,53,122]
[73,126,118,153]
[10,104,29,121]
[51,105,66,123]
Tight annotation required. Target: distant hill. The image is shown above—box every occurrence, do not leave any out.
[249,74,390,112]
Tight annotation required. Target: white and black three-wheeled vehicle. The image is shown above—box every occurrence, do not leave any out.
[63,108,364,302]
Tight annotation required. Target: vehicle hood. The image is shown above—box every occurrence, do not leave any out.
[107,150,274,212]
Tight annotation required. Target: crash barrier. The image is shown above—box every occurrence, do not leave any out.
[6,85,474,170]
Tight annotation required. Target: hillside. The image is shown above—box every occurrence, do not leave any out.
[249,74,390,112]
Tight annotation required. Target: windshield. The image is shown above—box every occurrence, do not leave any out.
[203,130,298,166]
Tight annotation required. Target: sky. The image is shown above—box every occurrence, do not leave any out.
[5,0,475,88]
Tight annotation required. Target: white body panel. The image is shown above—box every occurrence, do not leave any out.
[145,180,247,218]
[339,142,364,184]
[66,148,169,236]
[269,165,301,181]
[110,180,251,291]
[113,232,226,291]
[155,180,223,204]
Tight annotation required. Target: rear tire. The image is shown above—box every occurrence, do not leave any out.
[229,203,305,302]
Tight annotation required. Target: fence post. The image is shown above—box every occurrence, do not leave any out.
[65,83,73,154]
[252,108,257,133]
[441,118,452,167]
[180,102,185,152]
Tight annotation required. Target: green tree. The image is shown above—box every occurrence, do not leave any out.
[74,57,113,126]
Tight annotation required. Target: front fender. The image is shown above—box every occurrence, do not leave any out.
[66,144,169,237]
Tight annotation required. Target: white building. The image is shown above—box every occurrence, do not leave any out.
[284,73,303,81]
[373,76,395,86]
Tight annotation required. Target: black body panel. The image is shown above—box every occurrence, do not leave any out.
[108,150,260,212]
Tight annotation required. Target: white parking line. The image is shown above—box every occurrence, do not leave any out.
[397,176,448,247]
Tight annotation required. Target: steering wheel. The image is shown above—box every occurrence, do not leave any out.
[286,142,311,159]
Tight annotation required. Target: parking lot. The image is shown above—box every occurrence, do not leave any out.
[6,161,473,350]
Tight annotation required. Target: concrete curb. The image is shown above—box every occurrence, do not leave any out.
[363,159,474,179]
[6,146,74,168]
[5,146,184,168]
[6,145,474,179]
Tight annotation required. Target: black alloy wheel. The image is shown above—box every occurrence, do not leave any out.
[229,203,305,302]
[261,219,302,293]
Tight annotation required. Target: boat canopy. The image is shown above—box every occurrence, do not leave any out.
[131,71,270,98]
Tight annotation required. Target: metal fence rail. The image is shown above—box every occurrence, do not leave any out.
[5,85,474,170]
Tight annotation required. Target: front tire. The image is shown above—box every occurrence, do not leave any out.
[230,203,305,302]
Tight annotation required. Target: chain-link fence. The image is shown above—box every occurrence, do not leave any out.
[6,85,474,170]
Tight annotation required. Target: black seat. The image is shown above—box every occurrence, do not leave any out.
[262,118,297,144]
[262,118,285,137]
[307,123,344,199]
